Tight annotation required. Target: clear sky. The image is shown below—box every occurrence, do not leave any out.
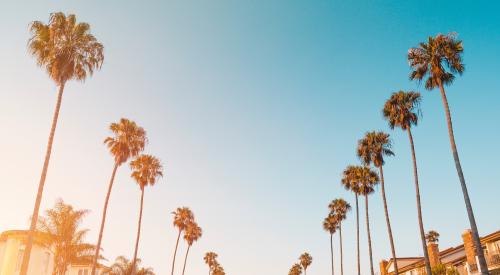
[1,1,499,274]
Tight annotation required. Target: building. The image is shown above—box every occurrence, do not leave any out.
[380,229,500,275]
[0,230,106,275]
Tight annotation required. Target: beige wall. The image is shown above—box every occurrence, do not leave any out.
[0,237,54,275]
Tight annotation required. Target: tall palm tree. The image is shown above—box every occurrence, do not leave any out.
[204,252,218,275]
[408,33,488,274]
[21,12,104,275]
[328,199,351,275]
[299,253,312,275]
[104,256,155,275]
[340,165,362,275]
[212,263,226,275]
[356,166,378,275]
[357,131,399,274]
[37,199,97,275]
[130,155,163,274]
[171,207,194,275]
[323,214,337,275]
[383,91,432,275]
[289,263,303,275]
[181,221,203,275]
[91,118,147,275]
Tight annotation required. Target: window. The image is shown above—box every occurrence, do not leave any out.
[78,269,83,275]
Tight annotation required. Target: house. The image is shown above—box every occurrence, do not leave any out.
[380,229,500,275]
[0,230,106,275]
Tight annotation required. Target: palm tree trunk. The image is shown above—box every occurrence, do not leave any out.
[171,229,182,275]
[91,161,120,275]
[407,127,432,275]
[365,194,375,275]
[355,194,360,275]
[379,166,399,275]
[339,222,343,275]
[182,245,192,275]
[438,81,489,275]
[330,233,335,275]
[131,187,145,275]
[20,83,65,275]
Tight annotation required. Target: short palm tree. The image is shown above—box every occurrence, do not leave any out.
[408,33,488,273]
[356,166,378,275]
[92,119,147,275]
[357,131,399,274]
[426,230,440,244]
[181,221,203,275]
[289,263,303,275]
[21,12,104,275]
[204,252,218,275]
[383,91,432,275]
[340,165,362,275]
[171,207,195,275]
[104,256,155,275]
[328,199,351,275]
[323,214,337,275]
[299,253,312,275]
[130,155,163,274]
[37,199,97,275]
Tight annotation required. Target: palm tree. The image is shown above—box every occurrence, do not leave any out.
[171,207,194,275]
[181,221,203,275]
[340,165,362,275]
[357,131,399,274]
[323,214,337,275]
[299,253,312,275]
[426,230,440,243]
[37,199,97,275]
[130,155,163,274]
[92,119,147,275]
[104,256,155,275]
[21,12,104,275]
[356,166,379,275]
[408,33,488,274]
[204,252,218,275]
[383,91,432,275]
[289,263,303,275]
[328,199,351,275]
[212,263,226,275]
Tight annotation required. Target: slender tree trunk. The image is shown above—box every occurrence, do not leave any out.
[131,187,145,275]
[379,166,399,275]
[365,194,375,275]
[91,162,120,275]
[437,81,489,275]
[355,194,360,275]
[20,83,65,275]
[181,245,192,275]
[339,222,344,275]
[330,233,335,275]
[171,229,182,275]
[407,127,432,275]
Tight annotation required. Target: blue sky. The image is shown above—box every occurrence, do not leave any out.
[1,1,499,274]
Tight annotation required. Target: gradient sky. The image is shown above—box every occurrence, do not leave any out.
[1,1,500,274]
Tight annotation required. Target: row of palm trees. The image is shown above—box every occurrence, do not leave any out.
[321,32,488,275]
[288,253,313,275]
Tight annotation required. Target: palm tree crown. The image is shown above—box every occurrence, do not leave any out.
[130,155,163,190]
[28,12,104,85]
[289,263,303,275]
[357,131,394,168]
[323,214,338,235]
[426,230,440,243]
[408,33,464,90]
[173,207,195,230]
[104,118,147,165]
[37,199,96,275]
[356,166,379,195]
[184,221,202,246]
[383,91,421,130]
[299,253,312,273]
[104,256,155,275]
[328,199,351,220]
[340,165,361,194]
